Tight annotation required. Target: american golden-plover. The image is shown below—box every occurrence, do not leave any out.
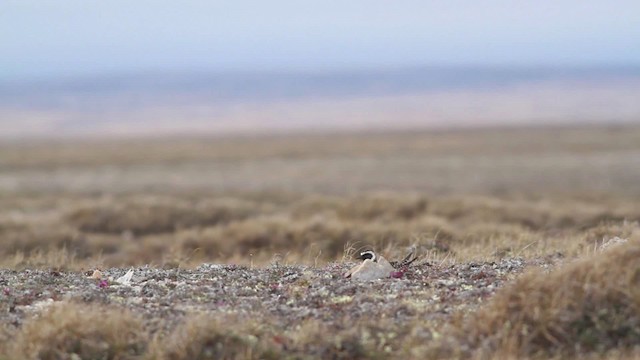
[344,247,417,280]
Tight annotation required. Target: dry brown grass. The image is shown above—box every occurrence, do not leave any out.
[150,315,280,360]
[2,192,640,269]
[64,197,263,236]
[3,125,640,196]
[3,125,640,359]
[429,238,640,359]
[8,302,148,360]
[3,126,640,170]
[283,320,384,360]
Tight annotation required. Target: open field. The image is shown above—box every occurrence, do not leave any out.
[2,125,640,358]
[3,68,640,138]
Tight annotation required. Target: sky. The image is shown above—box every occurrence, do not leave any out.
[2,1,640,81]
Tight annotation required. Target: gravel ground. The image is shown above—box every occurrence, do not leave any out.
[0,258,559,338]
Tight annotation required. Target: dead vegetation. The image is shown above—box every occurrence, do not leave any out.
[65,197,262,236]
[151,315,280,360]
[2,191,639,359]
[1,192,639,269]
[8,244,640,359]
[9,302,147,360]
[429,237,640,359]
[2,125,640,358]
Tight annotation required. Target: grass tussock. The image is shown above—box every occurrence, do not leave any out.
[150,315,380,360]
[151,315,279,360]
[431,196,640,232]
[9,247,81,271]
[293,194,429,221]
[284,320,380,360]
[431,237,640,358]
[65,197,261,236]
[0,225,86,258]
[4,127,640,359]
[173,214,456,264]
[2,192,640,268]
[9,302,148,360]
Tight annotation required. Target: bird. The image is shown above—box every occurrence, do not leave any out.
[358,247,418,268]
[345,247,418,280]
[359,250,377,262]
[344,251,393,280]
[389,246,418,269]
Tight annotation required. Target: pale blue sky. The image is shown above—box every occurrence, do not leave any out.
[2,1,640,81]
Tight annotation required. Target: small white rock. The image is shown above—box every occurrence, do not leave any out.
[115,269,134,285]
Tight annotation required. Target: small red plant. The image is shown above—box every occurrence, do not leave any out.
[391,266,412,279]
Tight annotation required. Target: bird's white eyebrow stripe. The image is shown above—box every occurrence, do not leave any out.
[360,250,377,262]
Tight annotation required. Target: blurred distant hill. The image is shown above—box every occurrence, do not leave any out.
[2,66,640,137]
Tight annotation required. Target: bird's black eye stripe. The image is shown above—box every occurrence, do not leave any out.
[360,251,376,262]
